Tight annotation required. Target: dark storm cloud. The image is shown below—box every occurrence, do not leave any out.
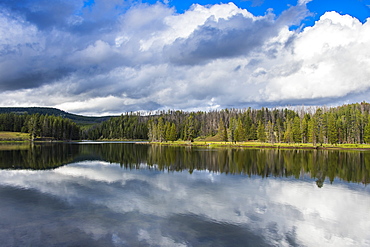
[164,4,308,65]
[0,67,74,91]
[164,14,276,65]
[0,0,172,94]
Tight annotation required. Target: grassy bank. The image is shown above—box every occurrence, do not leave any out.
[150,141,370,150]
[0,131,29,142]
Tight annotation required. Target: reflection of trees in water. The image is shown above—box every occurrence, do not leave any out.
[0,143,80,170]
[1,143,369,186]
[144,145,370,186]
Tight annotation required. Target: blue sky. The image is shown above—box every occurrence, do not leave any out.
[165,0,370,25]
[0,0,370,115]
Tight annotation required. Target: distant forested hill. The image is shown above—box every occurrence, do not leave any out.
[0,107,114,125]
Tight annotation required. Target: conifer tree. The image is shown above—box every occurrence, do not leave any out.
[157,117,165,142]
[164,122,171,142]
[364,116,370,144]
[235,119,246,142]
[169,123,177,142]
[249,123,257,140]
[218,118,228,142]
[284,119,294,143]
[308,117,317,145]
[266,121,275,144]
[292,116,301,143]
[327,113,338,144]
[257,121,266,143]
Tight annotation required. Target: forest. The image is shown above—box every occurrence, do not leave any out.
[1,102,370,144]
[0,113,80,140]
[84,102,370,145]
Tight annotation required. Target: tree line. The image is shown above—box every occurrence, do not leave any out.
[103,102,370,144]
[2,102,370,144]
[0,113,80,140]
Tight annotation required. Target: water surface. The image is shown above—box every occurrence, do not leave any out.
[0,143,369,246]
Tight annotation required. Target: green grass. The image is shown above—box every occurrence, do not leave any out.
[0,131,29,141]
[150,140,370,150]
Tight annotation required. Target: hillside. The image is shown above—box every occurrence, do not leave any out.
[0,107,114,125]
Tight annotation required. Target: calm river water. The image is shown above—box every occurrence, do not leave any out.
[0,142,369,246]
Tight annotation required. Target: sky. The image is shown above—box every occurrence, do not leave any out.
[0,0,370,116]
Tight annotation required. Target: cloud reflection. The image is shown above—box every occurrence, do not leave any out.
[0,161,369,246]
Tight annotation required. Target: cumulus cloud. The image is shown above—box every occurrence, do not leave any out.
[0,1,369,114]
[262,12,370,102]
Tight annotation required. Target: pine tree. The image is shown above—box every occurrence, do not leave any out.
[275,118,283,143]
[164,122,171,142]
[308,117,317,145]
[218,118,228,142]
[157,117,165,142]
[185,115,196,141]
[284,119,294,143]
[266,120,275,144]
[228,118,237,142]
[169,123,177,142]
[292,116,301,143]
[28,114,40,140]
[364,116,370,144]
[301,114,309,143]
[257,121,266,143]
[327,113,338,144]
[249,123,257,140]
[234,119,246,142]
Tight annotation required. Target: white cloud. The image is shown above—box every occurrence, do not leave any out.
[0,1,370,114]
[261,12,370,102]
[298,0,313,5]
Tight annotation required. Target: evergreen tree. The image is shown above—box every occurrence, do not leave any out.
[185,115,196,141]
[228,118,237,142]
[249,123,257,140]
[364,116,370,144]
[275,118,283,143]
[257,121,266,143]
[327,113,338,144]
[164,122,171,142]
[218,118,228,142]
[234,119,246,142]
[292,116,301,143]
[301,114,309,143]
[283,119,294,143]
[308,117,318,145]
[266,121,275,144]
[157,117,165,142]
[169,123,177,142]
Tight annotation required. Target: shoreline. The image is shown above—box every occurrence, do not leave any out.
[2,138,370,151]
[149,141,370,151]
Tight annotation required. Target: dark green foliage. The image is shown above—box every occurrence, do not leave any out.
[4,102,370,144]
[266,121,275,144]
[327,113,338,144]
[4,143,370,186]
[0,112,80,140]
[234,119,246,142]
[218,119,228,142]
[257,121,266,143]
[0,107,113,125]
[83,113,148,140]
